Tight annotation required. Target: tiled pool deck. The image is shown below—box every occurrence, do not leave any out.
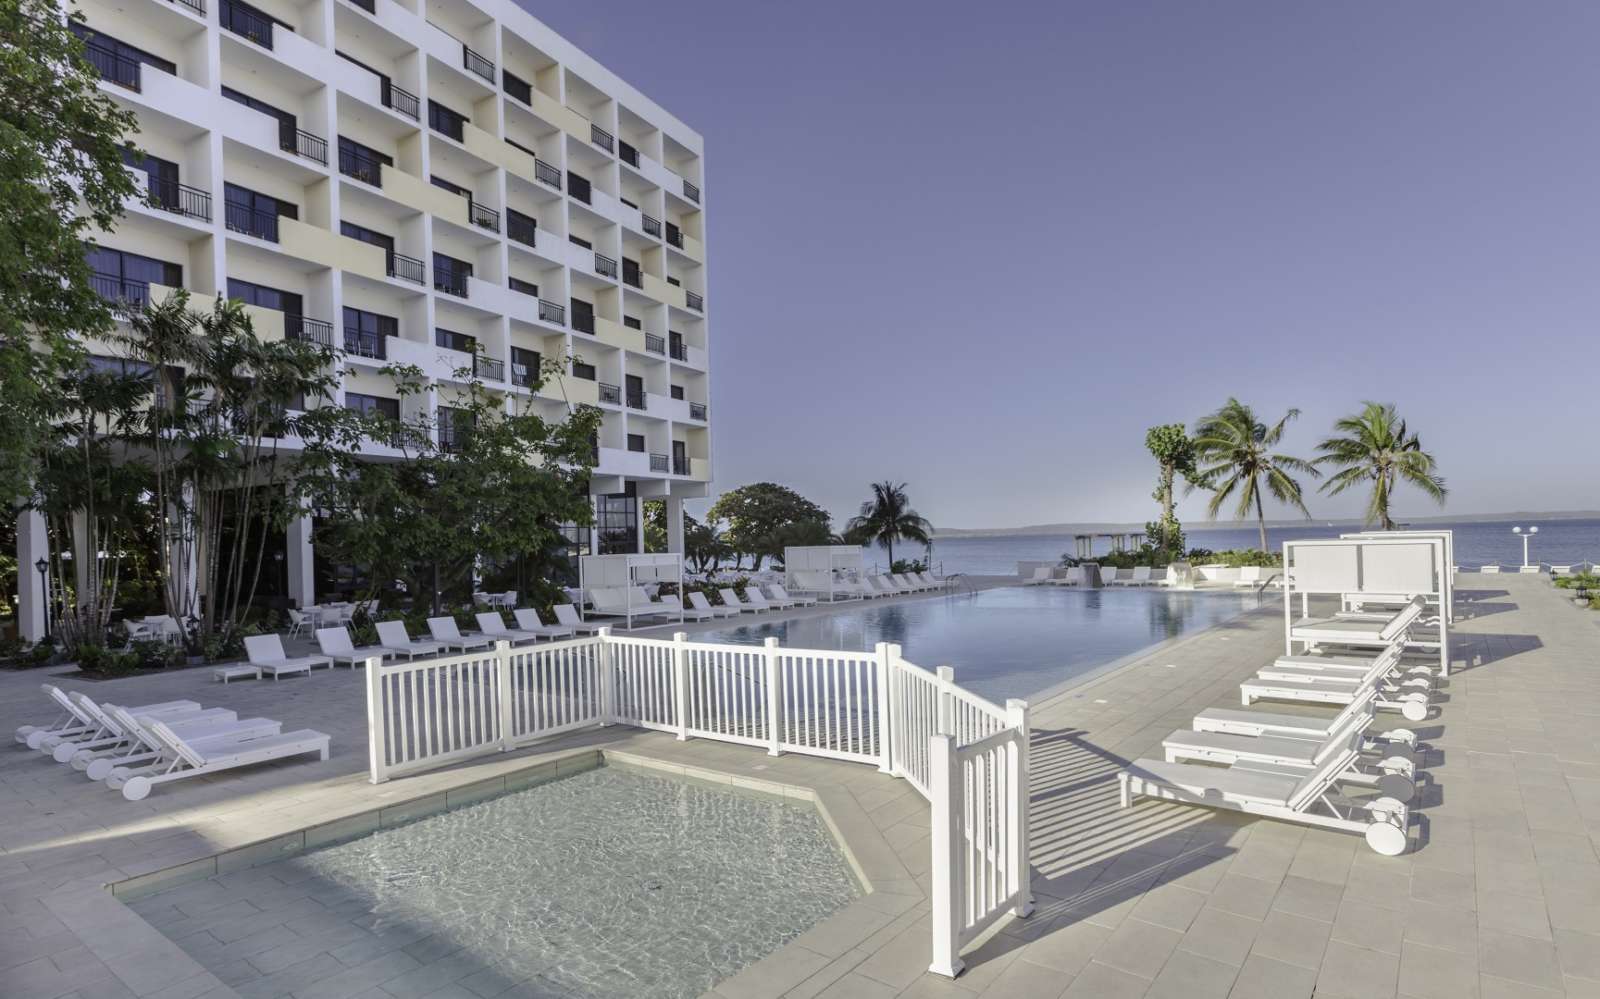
[1,574,1596,999]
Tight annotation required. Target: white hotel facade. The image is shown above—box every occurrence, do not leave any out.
[17,0,712,638]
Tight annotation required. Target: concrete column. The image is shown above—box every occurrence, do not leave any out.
[634,496,645,554]
[71,512,91,596]
[286,514,314,608]
[665,496,684,554]
[15,509,47,643]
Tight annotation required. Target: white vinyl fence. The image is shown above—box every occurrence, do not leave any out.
[364,628,1031,978]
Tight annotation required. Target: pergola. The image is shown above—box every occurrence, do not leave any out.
[784,545,865,602]
[1281,535,1449,675]
[579,552,683,629]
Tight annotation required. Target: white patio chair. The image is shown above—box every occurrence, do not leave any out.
[552,603,606,635]
[83,703,280,782]
[769,584,817,607]
[687,591,740,619]
[428,616,493,652]
[374,620,445,659]
[1099,567,1120,586]
[243,634,332,680]
[757,585,796,609]
[511,608,576,640]
[109,719,330,801]
[1233,566,1264,588]
[659,594,714,622]
[316,627,403,667]
[718,588,761,613]
[18,683,200,751]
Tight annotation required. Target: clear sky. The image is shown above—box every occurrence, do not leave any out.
[520,0,1600,530]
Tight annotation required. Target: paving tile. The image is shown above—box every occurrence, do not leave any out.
[1399,940,1480,999]
[971,958,1066,999]
[1177,908,1262,967]
[1554,928,1600,984]
[1058,961,1148,999]
[1332,898,1406,955]
[1247,910,1329,970]
[1313,939,1399,998]
[1092,917,1180,979]
[1143,948,1237,998]
[1267,875,1341,922]
[1476,889,1552,942]
[1226,953,1316,999]
[1128,884,1207,931]
[1203,874,1278,921]
[1018,918,1108,977]
[1477,929,1562,992]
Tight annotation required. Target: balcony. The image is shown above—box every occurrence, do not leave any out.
[346,0,373,11]
[507,212,537,248]
[463,46,494,84]
[598,382,620,405]
[538,299,565,324]
[434,261,470,298]
[626,389,645,410]
[475,355,504,381]
[286,315,333,347]
[172,0,205,13]
[670,340,688,362]
[683,179,700,204]
[590,124,614,153]
[468,200,499,233]
[438,425,467,453]
[83,40,141,91]
[594,253,618,279]
[384,82,420,121]
[283,128,328,166]
[685,291,704,311]
[220,0,274,49]
[673,455,691,476]
[90,272,151,306]
[622,259,641,289]
[534,160,562,190]
[338,145,384,186]
[343,327,387,359]
[386,252,424,284]
[641,214,662,238]
[689,402,707,421]
[148,179,211,222]
[644,333,665,356]
[650,453,668,473]
[665,223,684,249]
[511,362,537,388]
[225,203,280,242]
[571,310,594,335]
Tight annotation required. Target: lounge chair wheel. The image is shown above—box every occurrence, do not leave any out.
[106,768,128,789]
[1364,820,1408,856]
[1376,772,1416,801]
[1400,700,1428,722]
[86,759,114,782]
[25,731,49,751]
[1382,728,1418,747]
[1399,677,1431,691]
[51,743,79,764]
[1377,749,1415,774]
[121,776,151,801]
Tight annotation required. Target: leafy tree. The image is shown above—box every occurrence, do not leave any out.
[684,515,730,574]
[1190,399,1318,552]
[705,482,831,570]
[1,0,140,504]
[845,481,933,569]
[1144,423,1196,559]
[1314,402,1446,529]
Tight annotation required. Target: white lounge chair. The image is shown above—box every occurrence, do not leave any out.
[688,591,740,619]
[1233,566,1263,588]
[428,616,493,651]
[658,595,714,622]
[316,627,403,667]
[1193,684,1420,748]
[870,575,903,596]
[1023,567,1052,586]
[475,611,543,646]
[1241,645,1430,722]
[243,635,333,680]
[1050,567,1085,587]
[551,603,605,634]
[1290,597,1430,653]
[1099,567,1120,586]
[769,583,817,607]
[1119,728,1409,855]
[750,587,793,610]
[374,620,445,659]
[109,719,330,801]
[55,693,237,766]
[915,572,948,591]
[512,608,577,640]
[590,588,673,626]
[86,703,280,782]
[17,683,199,750]
[719,588,762,613]
[1127,566,1154,586]
[889,574,921,593]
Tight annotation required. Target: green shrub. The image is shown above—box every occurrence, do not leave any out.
[76,643,140,675]
[890,559,929,574]
[129,640,182,670]
[1186,549,1282,568]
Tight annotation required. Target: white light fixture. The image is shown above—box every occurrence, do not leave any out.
[1511,525,1539,568]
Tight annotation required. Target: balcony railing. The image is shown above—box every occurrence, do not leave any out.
[689,402,707,421]
[463,46,494,83]
[384,83,420,121]
[594,253,618,279]
[672,456,691,476]
[508,214,536,248]
[511,363,536,388]
[347,0,374,12]
[685,291,704,311]
[572,311,594,335]
[468,200,500,233]
[475,355,505,381]
[171,0,205,14]
[434,269,468,297]
[338,145,384,185]
[650,453,668,473]
[225,203,280,242]
[670,340,688,361]
[598,382,620,405]
[665,225,684,249]
[221,0,274,48]
[538,299,564,324]
[90,272,150,306]
[283,129,328,165]
[148,179,211,222]
[438,426,468,453]
[82,40,141,91]
[619,141,639,168]
[343,328,387,360]
[534,160,561,190]
[590,124,614,153]
[388,252,424,285]
[683,179,700,203]
[644,333,665,355]
[626,390,646,410]
[641,214,662,238]
[286,315,333,348]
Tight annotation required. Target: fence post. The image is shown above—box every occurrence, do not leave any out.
[763,637,782,756]
[597,627,614,726]
[672,631,689,741]
[495,640,513,752]
[875,642,894,774]
[1005,698,1034,918]
[936,664,956,736]
[927,733,964,978]
[364,654,386,784]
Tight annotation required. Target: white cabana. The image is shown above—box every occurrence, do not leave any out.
[1340,529,1455,624]
[579,552,683,629]
[785,545,865,602]
[1281,536,1449,675]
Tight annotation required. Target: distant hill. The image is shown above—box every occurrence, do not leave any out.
[930,510,1600,539]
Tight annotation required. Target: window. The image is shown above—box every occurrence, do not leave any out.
[622,258,641,287]
[595,486,638,554]
[438,405,472,451]
[501,69,531,104]
[507,208,537,247]
[567,233,592,250]
[435,328,475,353]
[569,298,595,334]
[433,253,472,296]
[224,183,295,241]
[85,247,181,304]
[337,136,391,184]
[342,306,396,358]
[511,346,541,387]
[221,87,299,151]
[566,171,591,204]
[618,140,639,168]
[627,434,644,453]
[572,360,596,381]
[121,148,180,210]
[623,316,642,330]
[670,385,684,400]
[427,99,466,142]
[70,24,175,87]
[344,392,400,421]
[508,277,538,297]
[429,174,471,199]
[339,221,395,255]
[227,278,301,316]
[619,196,638,210]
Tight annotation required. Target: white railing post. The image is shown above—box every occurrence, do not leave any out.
[364,654,386,784]
[927,733,964,978]
[495,640,513,751]
[875,642,895,774]
[763,637,782,756]
[672,631,689,741]
[597,627,614,725]
[1005,698,1034,918]
[936,664,955,736]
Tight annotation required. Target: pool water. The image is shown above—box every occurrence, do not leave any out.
[699,587,1258,702]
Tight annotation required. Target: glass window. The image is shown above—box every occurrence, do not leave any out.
[343,392,400,421]
[227,278,301,315]
[427,100,466,141]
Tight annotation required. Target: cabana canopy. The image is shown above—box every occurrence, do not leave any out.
[1340,530,1455,624]
[785,545,865,602]
[1281,536,1449,675]
[579,553,683,628]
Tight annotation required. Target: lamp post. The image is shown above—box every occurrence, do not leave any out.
[1512,525,1538,569]
[33,558,50,644]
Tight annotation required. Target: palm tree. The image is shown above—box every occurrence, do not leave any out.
[845,481,932,569]
[1314,402,1446,529]
[1190,399,1319,552]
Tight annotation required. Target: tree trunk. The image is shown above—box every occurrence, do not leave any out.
[1255,489,1268,553]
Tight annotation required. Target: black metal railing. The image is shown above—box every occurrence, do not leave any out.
[572,311,594,335]
[598,382,621,405]
[225,203,280,242]
[538,299,564,324]
[438,425,467,453]
[468,200,499,232]
[594,253,617,279]
[388,252,424,284]
[619,140,638,167]
[689,402,707,421]
[347,0,374,12]
[172,0,206,15]
[90,272,150,306]
[149,179,211,222]
[641,214,662,238]
[338,145,385,185]
[220,0,274,48]
[434,265,469,297]
[82,40,141,91]
[650,453,668,473]
[644,333,665,355]
[507,213,536,247]
[475,355,504,381]
[622,260,641,288]
[463,46,494,83]
[670,340,688,361]
[284,129,328,165]
[343,327,387,359]
[682,179,700,203]
[666,225,684,249]
[508,277,538,297]
[626,389,645,410]
[673,456,691,476]
[286,315,333,347]
[511,362,536,388]
[384,83,420,120]
[591,124,614,153]
[534,160,561,190]
[685,291,704,311]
